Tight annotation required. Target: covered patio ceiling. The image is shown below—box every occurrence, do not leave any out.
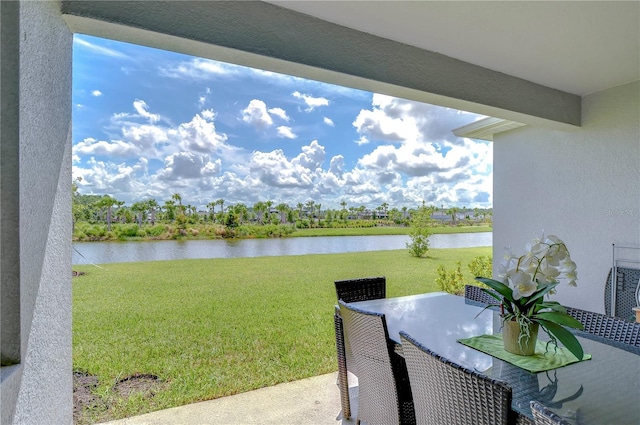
[268,1,639,98]
[62,1,638,131]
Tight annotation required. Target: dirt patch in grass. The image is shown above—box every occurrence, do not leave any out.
[113,373,163,398]
[73,371,105,424]
[73,371,166,424]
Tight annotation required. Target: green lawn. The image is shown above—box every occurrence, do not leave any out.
[73,246,491,422]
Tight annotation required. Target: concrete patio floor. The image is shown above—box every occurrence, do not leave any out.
[99,372,358,425]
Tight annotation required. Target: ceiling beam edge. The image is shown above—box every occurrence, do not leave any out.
[61,0,581,129]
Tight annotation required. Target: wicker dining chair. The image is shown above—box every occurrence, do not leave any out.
[339,300,415,425]
[335,276,386,303]
[464,284,499,306]
[530,401,572,425]
[400,330,512,425]
[565,306,640,347]
[604,266,640,321]
[334,276,386,419]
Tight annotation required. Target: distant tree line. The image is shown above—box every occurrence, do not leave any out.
[72,178,492,241]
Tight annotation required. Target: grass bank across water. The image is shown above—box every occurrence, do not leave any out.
[73,247,490,423]
[291,225,491,237]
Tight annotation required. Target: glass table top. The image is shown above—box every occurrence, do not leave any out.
[349,292,640,424]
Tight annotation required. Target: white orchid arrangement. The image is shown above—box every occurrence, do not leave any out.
[475,233,585,360]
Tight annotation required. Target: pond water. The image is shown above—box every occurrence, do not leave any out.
[72,232,492,265]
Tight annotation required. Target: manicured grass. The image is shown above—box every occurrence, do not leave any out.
[73,246,490,422]
[292,225,492,237]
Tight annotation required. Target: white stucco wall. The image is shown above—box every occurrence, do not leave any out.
[0,1,73,424]
[493,81,640,313]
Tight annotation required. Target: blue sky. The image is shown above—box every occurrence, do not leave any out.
[72,34,492,211]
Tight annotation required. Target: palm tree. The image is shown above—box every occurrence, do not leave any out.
[348,206,357,220]
[113,201,127,223]
[172,192,185,215]
[146,199,159,225]
[380,202,389,218]
[163,199,176,221]
[216,198,225,217]
[275,203,289,223]
[446,207,460,224]
[71,177,85,232]
[233,203,248,224]
[357,205,366,220]
[96,195,119,231]
[188,205,197,220]
[131,201,146,226]
[207,201,217,222]
[296,202,304,218]
[253,201,266,224]
[473,207,481,222]
[264,200,273,222]
[305,200,315,218]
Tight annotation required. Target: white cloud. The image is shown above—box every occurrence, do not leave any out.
[328,155,344,177]
[277,126,297,139]
[355,136,369,146]
[159,58,239,80]
[74,36,130,59]
[268,107,290,122]
[173,112,228,153]
[248,140,325,188]
[74,138,140,158]
[121,124,170,152]
[111,106,240,167]
[352,97,417,143]
[73,157,145,197]
[201,109,215,121]
[73,66,491,209]
[198,87,211,107]
[241,99,273,129]
[157,152,222,181]
[354,94,484,147]
[133,100,161,123]
[292,91,329,112]
[297,141,325,170]
[91,90,103,97]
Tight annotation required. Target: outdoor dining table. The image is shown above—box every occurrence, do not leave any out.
[348,292,640,424]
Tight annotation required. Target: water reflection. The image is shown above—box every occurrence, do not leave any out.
[73,232,492,264]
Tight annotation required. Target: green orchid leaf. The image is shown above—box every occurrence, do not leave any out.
[479,288,502,302]
[535,312,584,330]
[523,284,556,308]
[537,319,584,360]
[473,303,500,319]
[536,302,567,314]
[474,277,514,302]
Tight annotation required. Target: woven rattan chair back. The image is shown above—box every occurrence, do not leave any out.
[334,277,387,419]
[530,401,571,425]
[604,266,640,321]
[339,300,414,425]
[464,284,498,306]
[335,276,386,303]
[400,331,512,425]
[566,306,640,347]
